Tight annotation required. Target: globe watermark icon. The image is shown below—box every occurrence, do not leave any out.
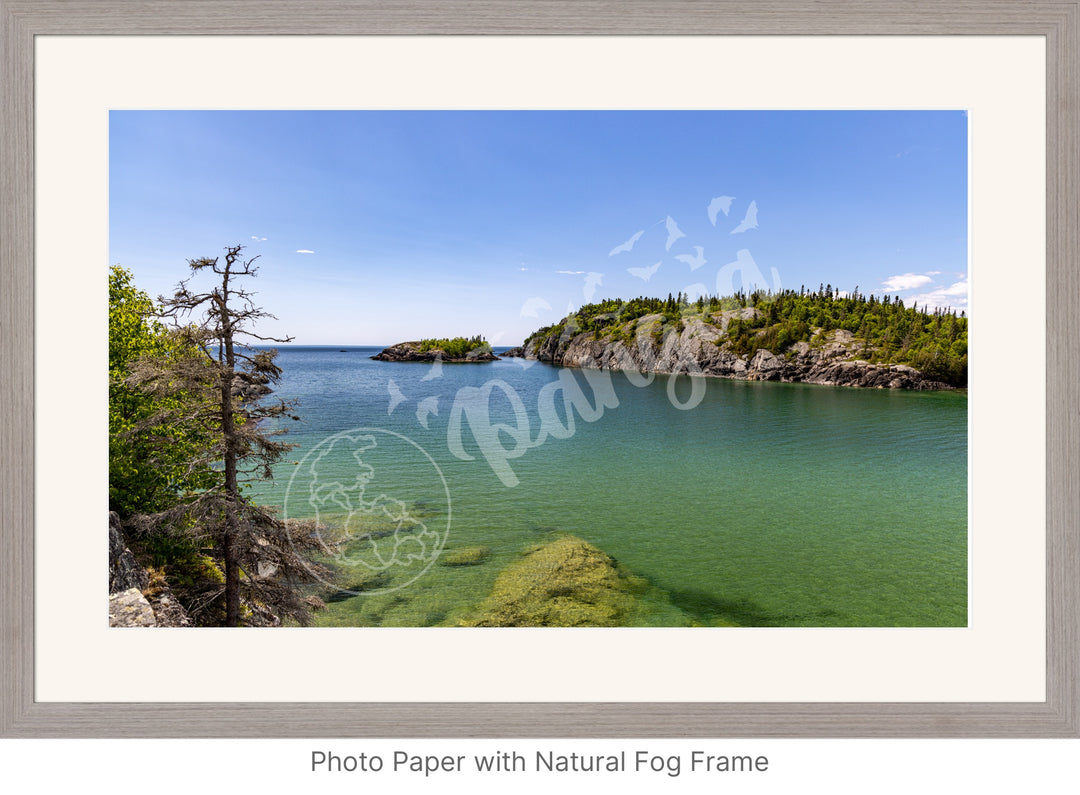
[284,427,451,597]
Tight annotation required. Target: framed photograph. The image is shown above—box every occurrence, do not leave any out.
[2,1,1077,738]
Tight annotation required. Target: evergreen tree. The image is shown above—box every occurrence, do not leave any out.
[128,245,328,626]
[528,285,967,386]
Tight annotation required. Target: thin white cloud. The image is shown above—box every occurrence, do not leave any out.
[557,270,586,275]
[908,280,969,312]
[882,272,933,291]
[250,235,267,241]
[296,249,315,254]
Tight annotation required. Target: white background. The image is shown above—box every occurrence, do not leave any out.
[1,738,1078,793]
[9,34,1073,790]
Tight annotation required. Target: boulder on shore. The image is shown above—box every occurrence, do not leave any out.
[109,587,157,627]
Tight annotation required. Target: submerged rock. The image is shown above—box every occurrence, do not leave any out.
[457,536,648,627]
[439,546,491,567]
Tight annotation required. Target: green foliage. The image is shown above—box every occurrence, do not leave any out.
[417,335,491,358]
[718,288,967,385]
[108,266,216,516]
[523,286,968,387]
[121,246,339,627]
[129,534,228,626]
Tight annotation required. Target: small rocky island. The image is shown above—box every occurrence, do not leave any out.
[371,335,498,363]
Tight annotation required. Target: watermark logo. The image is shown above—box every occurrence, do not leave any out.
[366,193,783,493]
[284,427,451,596]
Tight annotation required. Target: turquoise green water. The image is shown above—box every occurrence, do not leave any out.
[250,346,967,627]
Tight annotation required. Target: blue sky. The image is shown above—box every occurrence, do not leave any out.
[110,110,968,345]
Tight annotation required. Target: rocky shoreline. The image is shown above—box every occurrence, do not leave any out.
[108,511,193,627]
[504,314,953,390]
[371,341,498,363]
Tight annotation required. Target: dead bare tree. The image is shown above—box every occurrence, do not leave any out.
[128,244,329,626]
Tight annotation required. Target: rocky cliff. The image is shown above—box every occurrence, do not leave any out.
[109,511,148,594]
[108,511,193,627]
[505,313,952,390]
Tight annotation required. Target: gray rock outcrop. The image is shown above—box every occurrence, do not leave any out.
[109,511,148,593]
[109,587,157,627]
[515,314,951,390]
[108,511,194,627]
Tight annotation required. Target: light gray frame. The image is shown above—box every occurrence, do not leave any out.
[2,0,1077,738]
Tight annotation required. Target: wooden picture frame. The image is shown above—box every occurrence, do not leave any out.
[2,0,1077,738]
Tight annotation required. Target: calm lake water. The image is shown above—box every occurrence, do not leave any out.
[249,345,968,627]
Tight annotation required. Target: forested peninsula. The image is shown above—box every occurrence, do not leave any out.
[505,288,967,389]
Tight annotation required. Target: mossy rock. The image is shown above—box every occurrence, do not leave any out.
[327,570,391,601]
[457,535,649,627]
[439,546,491,567]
